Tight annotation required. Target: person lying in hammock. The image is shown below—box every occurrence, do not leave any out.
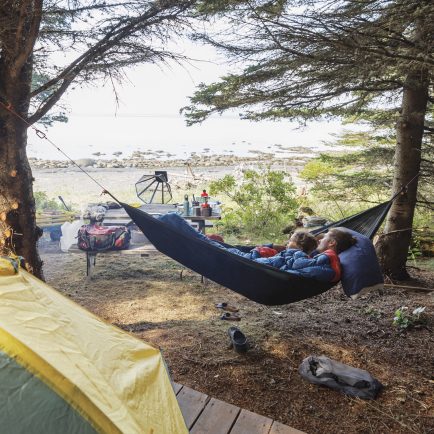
[158,213,355,283]
[221,229,355,283]
[255,228,356,283]
[224,230,317,260]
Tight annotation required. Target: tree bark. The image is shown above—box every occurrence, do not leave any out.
[376,70,429,280]
[0,0,43,278]
[0,72,44,278]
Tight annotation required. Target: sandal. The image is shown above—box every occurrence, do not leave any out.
[220,312,241,321]
[215,302,239,313]
[228,326,248,353]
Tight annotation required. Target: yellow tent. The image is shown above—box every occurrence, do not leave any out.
[0,268,187,434]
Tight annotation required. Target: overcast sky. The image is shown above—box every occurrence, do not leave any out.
[28,40,345,160]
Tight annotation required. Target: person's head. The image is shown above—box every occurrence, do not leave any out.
[207,233,224,243]
[287,231,318,254]
[317,228,357,254]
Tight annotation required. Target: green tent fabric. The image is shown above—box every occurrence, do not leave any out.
[0,351,97,434]
[0,269,188,434]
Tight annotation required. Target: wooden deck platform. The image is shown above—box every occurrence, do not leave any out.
[173,383,305,434]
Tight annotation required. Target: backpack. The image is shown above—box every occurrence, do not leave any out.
[299,355,383,399]
[77,225,131,252]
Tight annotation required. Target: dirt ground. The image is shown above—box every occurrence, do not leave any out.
[40,242,434,434]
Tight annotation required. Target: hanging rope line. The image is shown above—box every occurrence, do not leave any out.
[389,172,420,201]
[0,100,120,204]
[0,98,421,207]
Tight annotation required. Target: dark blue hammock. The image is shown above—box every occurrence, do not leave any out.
[121,199,392,306]
[311,200,393,239]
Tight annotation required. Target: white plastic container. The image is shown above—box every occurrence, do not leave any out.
[209,202,222,216]
[60,219,84,252]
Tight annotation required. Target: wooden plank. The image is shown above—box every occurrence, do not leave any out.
[172,384,303,434]
[177,386,209,429]
[190,398,240,434]
[229,409,273,434]
[37,219,69,225]
[102,218,132,225]
[103,204,176,219]
[184,216,221,222]
[172,382,183,395]
[118,246,155,255]
[68,245,157,255]
[269,421,306,434]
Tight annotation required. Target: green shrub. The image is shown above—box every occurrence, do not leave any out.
[209,167,298,243]
[34,191,63,211]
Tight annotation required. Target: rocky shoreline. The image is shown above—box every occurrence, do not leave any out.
[31,148,317,206]
[29,147,316,170]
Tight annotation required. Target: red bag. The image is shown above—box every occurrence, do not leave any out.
[77,225,131,252]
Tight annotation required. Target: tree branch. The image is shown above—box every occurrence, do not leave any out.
[12,0,43,76]
[28,0,193,124]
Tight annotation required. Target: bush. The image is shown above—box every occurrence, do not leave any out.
[34,191,63,211]
[209,167,298,243]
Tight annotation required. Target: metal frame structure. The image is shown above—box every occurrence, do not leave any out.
[135,171,173,204]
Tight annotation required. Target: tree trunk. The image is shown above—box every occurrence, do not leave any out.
[0,0,43,278]
[376,70,429,280]
[0,70,44,278]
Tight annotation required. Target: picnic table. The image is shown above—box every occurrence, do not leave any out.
[183,214,221,234]
[69,204,221,278]
[102,204,221,234]
[68,243,159,279]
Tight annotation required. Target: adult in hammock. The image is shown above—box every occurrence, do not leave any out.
[159,213,356,283]
[227,228,356,283]
[262,228,356,283]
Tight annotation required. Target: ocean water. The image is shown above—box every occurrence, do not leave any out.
[27,115,347,161]
[27,43,352,162]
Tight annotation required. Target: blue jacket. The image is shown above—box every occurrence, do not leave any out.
[226,247,262,260]
[255,249,341,283]
[157,214,340,282]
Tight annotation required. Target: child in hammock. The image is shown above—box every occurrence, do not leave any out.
[251,231,318,266]
[225,230,318,260]
[158,213,355,283]
[256,228,356,283]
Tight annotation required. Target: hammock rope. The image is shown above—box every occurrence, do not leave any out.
[0,100,121,205]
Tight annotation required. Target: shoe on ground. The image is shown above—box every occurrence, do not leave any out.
[220,312,241,321]
[228,326,248,353]
[216,302,239,312]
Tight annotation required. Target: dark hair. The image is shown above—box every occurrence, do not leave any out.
[328,228,357,254]
[291,231,318,253]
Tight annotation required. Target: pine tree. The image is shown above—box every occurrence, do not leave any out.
[0,0,196,277]
[184,0,434,278]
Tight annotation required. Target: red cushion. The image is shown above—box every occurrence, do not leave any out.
[256,246,278,257]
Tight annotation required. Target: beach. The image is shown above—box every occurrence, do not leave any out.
[32,152,311,209]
